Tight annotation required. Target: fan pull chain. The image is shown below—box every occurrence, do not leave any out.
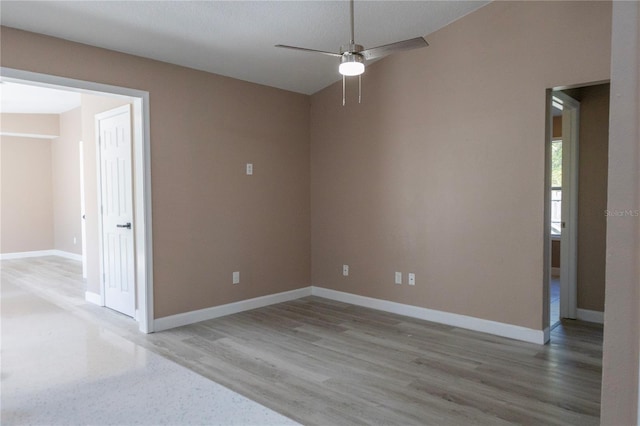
[342,75,346,106]
[342,75,363,105]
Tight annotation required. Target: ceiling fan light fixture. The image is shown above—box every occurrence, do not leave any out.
[276,0,428,103]
[339,54,365,76]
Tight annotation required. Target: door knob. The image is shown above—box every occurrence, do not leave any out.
[117,222,132,229]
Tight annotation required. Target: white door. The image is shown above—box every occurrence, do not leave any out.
[554,91,580,320]
[97,105,135,318]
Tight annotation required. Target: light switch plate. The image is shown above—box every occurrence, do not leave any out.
[408,273,416,286]
[395,272,402,285]
[343,265,349,276]
[232,271,240,284]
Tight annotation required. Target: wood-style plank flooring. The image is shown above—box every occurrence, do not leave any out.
[2,257,603,425]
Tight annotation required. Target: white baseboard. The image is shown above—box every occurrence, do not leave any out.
[153,285,548,344]
[154,286,313,332]
[551,267,560,277]
[0,249,82,261]
[577,308,604,324]
[85,291,102,306]
[1,249,57,260]
[51,250,83,261]
[311,287,546,345]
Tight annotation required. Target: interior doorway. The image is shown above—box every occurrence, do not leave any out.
[545,82,610,334]
[0,67,154,332]
[551,90,580,328]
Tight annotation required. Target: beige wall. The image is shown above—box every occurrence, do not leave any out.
[601,1,640,423]
[310,1,611,331]
[551,240,560,269]
[52,107,82,255]
[0,26,311,318]
[572,84,610,312]
[1,110,85,256]
[552,116,562,139]
[1,113,59,138]
[0,136,54,252]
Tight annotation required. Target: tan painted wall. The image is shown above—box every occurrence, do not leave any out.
[310,1,611,330]
[1,113,59,137]
[552,116,562,139]
[600,1,640,423]
[0,26,311,318]
[551,240,560,269]
[52,107,82,255]
[80,94,132,294]
[574,84,610,312]
[0,136,54,252]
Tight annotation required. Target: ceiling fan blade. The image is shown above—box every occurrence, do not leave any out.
[361,37,429,61]
[275,45,342,58]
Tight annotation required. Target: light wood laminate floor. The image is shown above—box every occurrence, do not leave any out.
[2,257,602,425]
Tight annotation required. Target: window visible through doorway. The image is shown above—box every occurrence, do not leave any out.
[551,138,562,235]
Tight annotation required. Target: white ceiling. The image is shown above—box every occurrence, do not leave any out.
[0,82,81,114]
[0,1,489,95]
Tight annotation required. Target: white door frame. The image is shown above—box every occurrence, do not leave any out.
[79,140,88,280]
[0,67,155,333]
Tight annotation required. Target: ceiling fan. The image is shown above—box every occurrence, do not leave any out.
[276,0,429,104]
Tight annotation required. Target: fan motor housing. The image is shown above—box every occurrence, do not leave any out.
[340,43,364,54]
[340,53,364,66]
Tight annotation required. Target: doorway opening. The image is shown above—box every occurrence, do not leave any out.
[545,82,610,336]
[550,90,580,329]
[0,67,154,332]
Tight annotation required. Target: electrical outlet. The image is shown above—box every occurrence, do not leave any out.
[246,163,253,175]
[343,265,349,276]
[408,273,416,286]
[395,272,402,285]
[232,271,240,284]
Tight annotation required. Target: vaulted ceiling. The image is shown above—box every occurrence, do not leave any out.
[0,1,488,95]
